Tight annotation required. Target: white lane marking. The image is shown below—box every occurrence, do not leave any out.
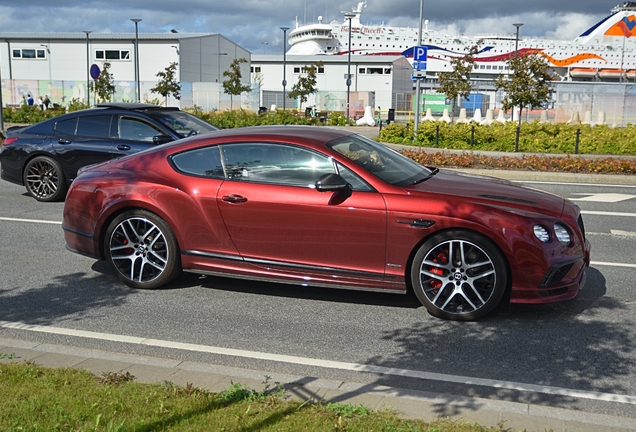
[0,217,62,225]
[1,320,635,405]
[591,261,636,268]
[611,230,636,237]
[582,210,636,217]
[516,181,636,189]
[571,193,636,202]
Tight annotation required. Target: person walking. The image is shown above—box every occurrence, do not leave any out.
[38,96,44,110]
[26,94,34,106]
[43,95,51,109]
[20,95,26,106]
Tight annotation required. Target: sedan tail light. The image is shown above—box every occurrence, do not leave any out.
[2,137,19,145]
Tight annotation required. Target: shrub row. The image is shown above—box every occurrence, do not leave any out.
[184,107,350,128]
[401,149,636,175]
[379,121,636,156]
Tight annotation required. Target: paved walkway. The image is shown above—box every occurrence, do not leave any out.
[1,337,635,431]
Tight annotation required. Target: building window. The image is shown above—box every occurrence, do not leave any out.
[367,67,383,74]
[95,50,131,61]
[251,66,261,73]
[293,67,301,73]
[384,68,391,74]
[359,68,366,74]
[317,67,324,74]
[12,48,46,59]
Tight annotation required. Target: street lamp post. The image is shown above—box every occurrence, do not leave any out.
[131,19,142,102]
[413,0,424,135]
[344,12,355,124]
[83,31,92,105]
[513,23,523,56]
[620,30,627,83]
[280,27,290,112]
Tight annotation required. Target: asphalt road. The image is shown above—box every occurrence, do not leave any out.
[1,174,635,420]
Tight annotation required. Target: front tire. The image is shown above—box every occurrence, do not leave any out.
[23,156,67,202]
[105,210,182,289]
[411,230,508,321]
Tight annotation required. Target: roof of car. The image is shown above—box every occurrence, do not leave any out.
[95,103,179,111]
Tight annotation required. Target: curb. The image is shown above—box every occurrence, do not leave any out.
[1,337,635,432]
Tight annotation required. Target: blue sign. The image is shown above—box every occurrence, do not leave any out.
[413,46,427,71]
[414,46,428,61]
[90,64,101,80]
[413,60,427,71]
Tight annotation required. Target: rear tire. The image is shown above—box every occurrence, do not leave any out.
[23,156,67,202]
[105,210,182,289]
[411,230,508,321]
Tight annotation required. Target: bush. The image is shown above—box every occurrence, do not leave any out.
[379,121,636,156]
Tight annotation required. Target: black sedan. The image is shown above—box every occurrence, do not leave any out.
[0,103,218,202]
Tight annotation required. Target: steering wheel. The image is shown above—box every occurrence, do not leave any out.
[187,130,198,137]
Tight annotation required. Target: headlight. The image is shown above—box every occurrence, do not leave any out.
[533,225,550,243]
[554,224,572,246]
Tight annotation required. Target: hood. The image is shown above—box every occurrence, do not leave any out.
[405,169,565,217]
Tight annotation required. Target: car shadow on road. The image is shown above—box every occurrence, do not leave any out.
[327,267,636,414]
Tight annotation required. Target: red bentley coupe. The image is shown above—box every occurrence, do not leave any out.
[62,126,590,321]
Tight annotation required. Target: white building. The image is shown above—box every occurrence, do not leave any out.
[251,54,413,115]
[0,32,250,109]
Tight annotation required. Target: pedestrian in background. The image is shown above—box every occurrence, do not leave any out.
[38,96,44,110]
[43,95,51,109]
[27,94,34,106]
[20,95,26,106]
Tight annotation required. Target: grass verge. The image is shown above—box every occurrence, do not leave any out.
[0,362,511,432]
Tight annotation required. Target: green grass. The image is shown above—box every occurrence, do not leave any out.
[0,362,512,432]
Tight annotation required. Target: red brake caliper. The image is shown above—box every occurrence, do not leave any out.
[429,251,447,291]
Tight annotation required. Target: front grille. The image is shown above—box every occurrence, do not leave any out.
[577,214,586,241]
[547,287,569,296]
[540,263,574,287]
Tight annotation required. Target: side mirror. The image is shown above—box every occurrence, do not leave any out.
[315,173,352,199]
[153,135,174,145]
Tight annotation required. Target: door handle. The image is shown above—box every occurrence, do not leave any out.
[222,194,248,204]
[117,144,131,151]
[57,139,71,145]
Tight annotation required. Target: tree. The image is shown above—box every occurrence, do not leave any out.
[222,58,251,110]
[288,61,323,108]
[494,52,554,126]
[436,40,483,123]
[150,62,181,106]
[91,62,116,103]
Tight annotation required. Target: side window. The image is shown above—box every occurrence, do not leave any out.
[76,115,113,138]
[117,117,165,142]
[171,146,224,178]
[220,143,335,187]
[55,118,78,135]
[336,162,373,191]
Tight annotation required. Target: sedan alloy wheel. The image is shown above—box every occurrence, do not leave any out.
[24,156,67,202]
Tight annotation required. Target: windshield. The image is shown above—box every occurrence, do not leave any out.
[327,134,432,187]
[149,110,218,138]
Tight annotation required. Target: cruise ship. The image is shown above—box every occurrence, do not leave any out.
[286,1,636,81]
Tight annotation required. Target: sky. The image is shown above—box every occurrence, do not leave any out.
[0,0,618,54]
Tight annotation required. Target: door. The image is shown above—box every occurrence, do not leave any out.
[51,114,114,179]
[112,116,172,157]
[216,142,387,277]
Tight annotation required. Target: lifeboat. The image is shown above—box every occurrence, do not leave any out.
[569,68,598,78]
[598,69,624,79]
